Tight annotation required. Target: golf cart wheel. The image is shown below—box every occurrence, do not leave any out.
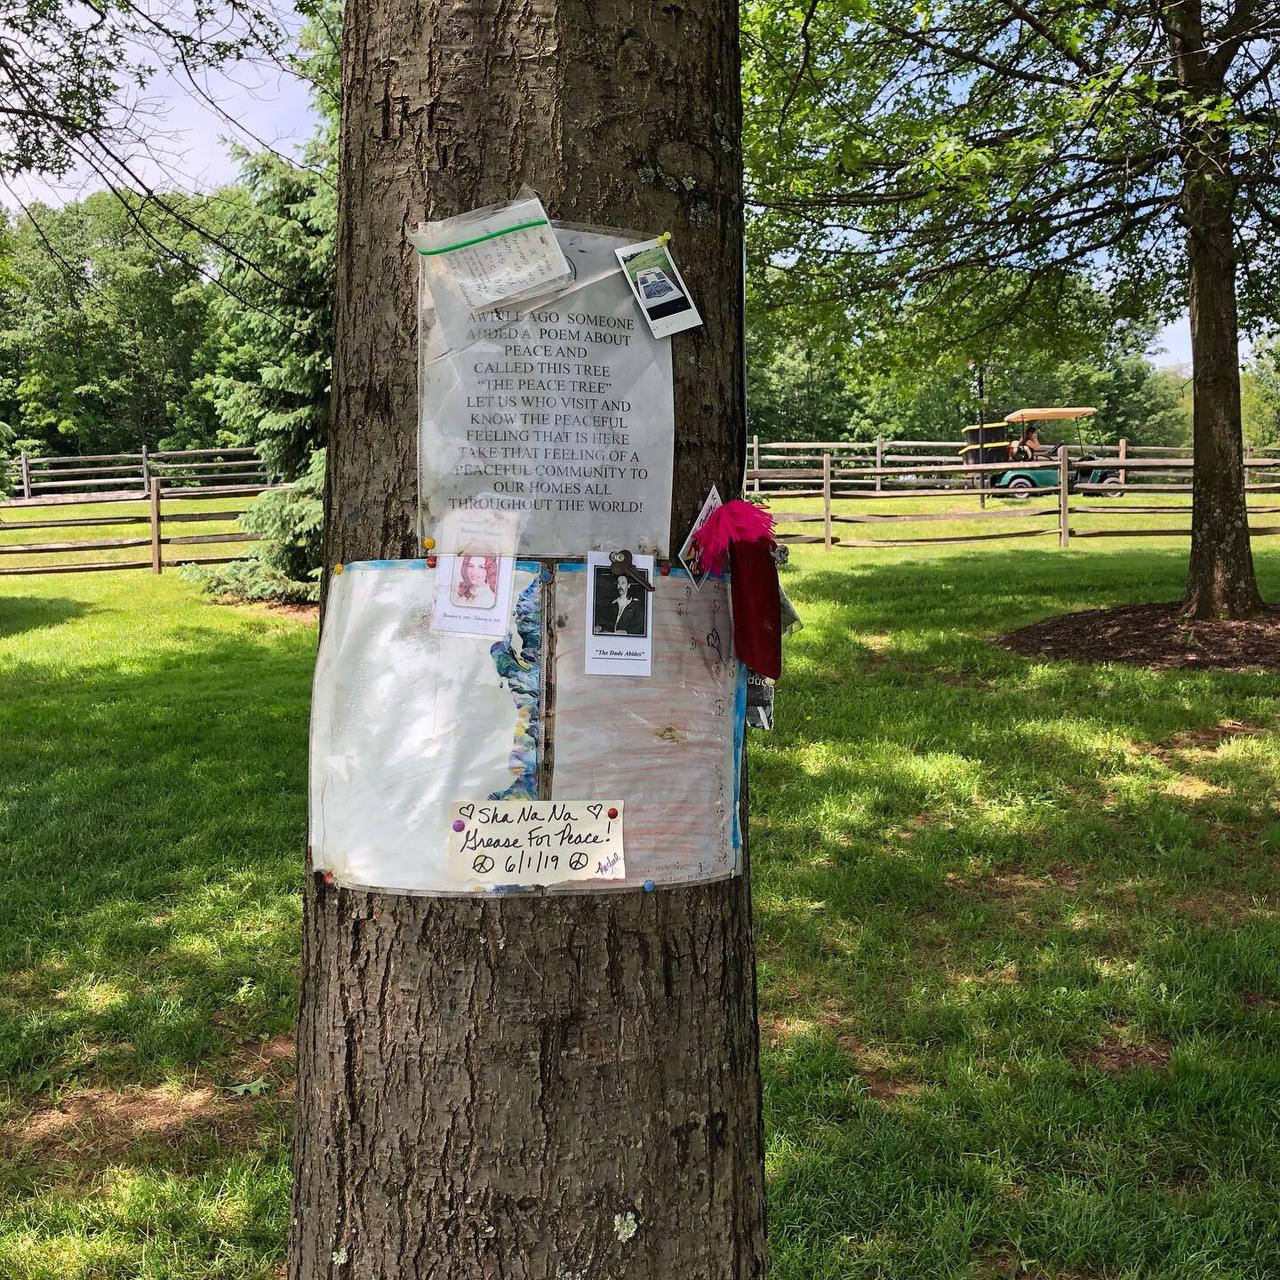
[1007,477,1035,491]
[1101,475,1123,488]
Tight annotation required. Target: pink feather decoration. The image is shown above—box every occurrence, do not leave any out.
[690,499,775,575]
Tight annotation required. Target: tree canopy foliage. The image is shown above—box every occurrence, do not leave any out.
[743,0,1280,332]
[0,193,224,455]
[203,3,338,482]
[0,0,289,183]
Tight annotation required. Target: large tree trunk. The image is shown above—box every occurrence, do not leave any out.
[1177,9,1264,618]
[288,3,766,1278]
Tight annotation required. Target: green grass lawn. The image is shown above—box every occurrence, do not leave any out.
[2,540,1279,1278]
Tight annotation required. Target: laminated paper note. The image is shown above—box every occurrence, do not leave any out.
[431,553,516,637]
[584,549,654,677]
[419,227,675,558]
[447,800,625,889]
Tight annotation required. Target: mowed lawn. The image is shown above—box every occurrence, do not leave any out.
[2,540,1280,1279]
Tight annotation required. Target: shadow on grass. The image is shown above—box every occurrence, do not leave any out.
[0,596,91,640]
[755,544,1280,1278]
[0,630,311,1095]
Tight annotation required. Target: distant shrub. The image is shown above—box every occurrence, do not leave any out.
[181,449,325,604]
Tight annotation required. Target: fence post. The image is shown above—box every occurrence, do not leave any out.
[875,435,883,492]
[1117,436,1127,488]
[1058,447,1070,547]
[150,478,163,574]
[19,450,31,500]
[822,450,832,549]
[750,434,760,493]
[140,445,150,496]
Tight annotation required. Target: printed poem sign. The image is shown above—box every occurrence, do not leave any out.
[447,800,626,888]
[420,229,675,557]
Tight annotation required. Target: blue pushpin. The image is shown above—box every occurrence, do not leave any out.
[643,879,654,893]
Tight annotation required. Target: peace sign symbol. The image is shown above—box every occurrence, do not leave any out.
[472,854,495,874]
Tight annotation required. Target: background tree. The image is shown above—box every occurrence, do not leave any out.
[747,275,1190,446]
[0,193,224,456]
[291,0,766,1275]
[1242,337,1280,448]
[206,1,340,484]
[0,0,287,185]
[180,1,339,606]
[744,0,1280,617]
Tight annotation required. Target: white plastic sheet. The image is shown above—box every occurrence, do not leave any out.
[309,561,542,893]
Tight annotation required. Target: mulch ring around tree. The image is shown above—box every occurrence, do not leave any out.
[1000,602,1280,671]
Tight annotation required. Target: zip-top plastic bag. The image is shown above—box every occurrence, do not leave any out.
[410,189,571,314]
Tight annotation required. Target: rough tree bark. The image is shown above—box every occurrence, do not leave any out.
[289,3,766,1278]
[1174,0,1265,619]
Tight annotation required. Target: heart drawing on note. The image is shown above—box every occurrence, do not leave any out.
[586,804,603,820]
[457,803,475,821]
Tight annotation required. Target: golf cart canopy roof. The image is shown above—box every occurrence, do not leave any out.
[1004,407,1098,423]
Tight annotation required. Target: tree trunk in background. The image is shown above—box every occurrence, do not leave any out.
[1184,217,1263,617]
[1176,7,1264,619]
[288,3,766,1278]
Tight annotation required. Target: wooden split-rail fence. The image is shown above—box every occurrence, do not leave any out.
[0,478,286,578]
[747,436,1280,550]
[2,446,268,501]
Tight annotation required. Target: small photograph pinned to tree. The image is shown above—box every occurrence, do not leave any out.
[431,553,515,638]
[614,239,703,339]
[592,566,650,638]
[451,553,498,611]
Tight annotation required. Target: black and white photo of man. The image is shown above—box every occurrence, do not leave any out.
[592,566,650,637]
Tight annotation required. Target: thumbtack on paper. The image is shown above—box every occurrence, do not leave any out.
[607,807,619,819]
[452,819,466,832]
[656,231,672,247]
[333,563,344,575]
[322,870,335,885]
[643,880,655,893]
[422,536,436,551]
[427,555,438,568]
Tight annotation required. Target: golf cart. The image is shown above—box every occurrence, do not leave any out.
[991,408,1121,493]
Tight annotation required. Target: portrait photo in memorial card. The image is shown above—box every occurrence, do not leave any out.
[584,550,654,676]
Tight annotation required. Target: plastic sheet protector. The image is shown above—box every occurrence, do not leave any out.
[550,568,741,888]
[309,561,743,894]
[309,561,544,893]
[418,227,675,558]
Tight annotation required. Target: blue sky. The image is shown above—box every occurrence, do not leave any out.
[4,57,315,213]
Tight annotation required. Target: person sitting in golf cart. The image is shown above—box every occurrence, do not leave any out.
[1012,423,1051,462]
